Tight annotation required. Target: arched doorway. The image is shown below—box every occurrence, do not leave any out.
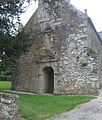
[43,66,54,93]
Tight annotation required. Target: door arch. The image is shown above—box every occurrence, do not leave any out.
[43,66,54,93]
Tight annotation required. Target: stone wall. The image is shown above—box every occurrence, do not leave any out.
[0,94,19,120]
[12,0,102,95]
[56,16,101,95]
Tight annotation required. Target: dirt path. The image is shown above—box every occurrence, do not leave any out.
[50,95,102,120]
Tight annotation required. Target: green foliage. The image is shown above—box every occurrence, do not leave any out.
[0,31,32,81]
[0,0,34,74]
[1,0,26,33]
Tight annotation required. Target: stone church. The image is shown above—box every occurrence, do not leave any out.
[12,0,102,95]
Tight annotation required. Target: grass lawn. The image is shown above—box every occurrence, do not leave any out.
[0,81,11,90]
[19,94,94,120]
[0,81,95,120]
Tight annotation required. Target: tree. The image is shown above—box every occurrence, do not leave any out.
[0,0,35,80]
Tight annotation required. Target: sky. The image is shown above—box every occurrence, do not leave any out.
[20,0,102,32]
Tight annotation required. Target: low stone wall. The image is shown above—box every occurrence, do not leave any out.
[0,94,19,120]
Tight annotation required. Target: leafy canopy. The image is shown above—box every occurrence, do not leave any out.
[0,0,35,78]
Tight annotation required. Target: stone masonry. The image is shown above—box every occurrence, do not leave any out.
[12,0,102,95]
[0,94,19,120]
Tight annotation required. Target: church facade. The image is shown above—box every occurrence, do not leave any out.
[12,0,102,95]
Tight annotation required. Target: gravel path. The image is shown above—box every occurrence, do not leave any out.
[50,95,102,120]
